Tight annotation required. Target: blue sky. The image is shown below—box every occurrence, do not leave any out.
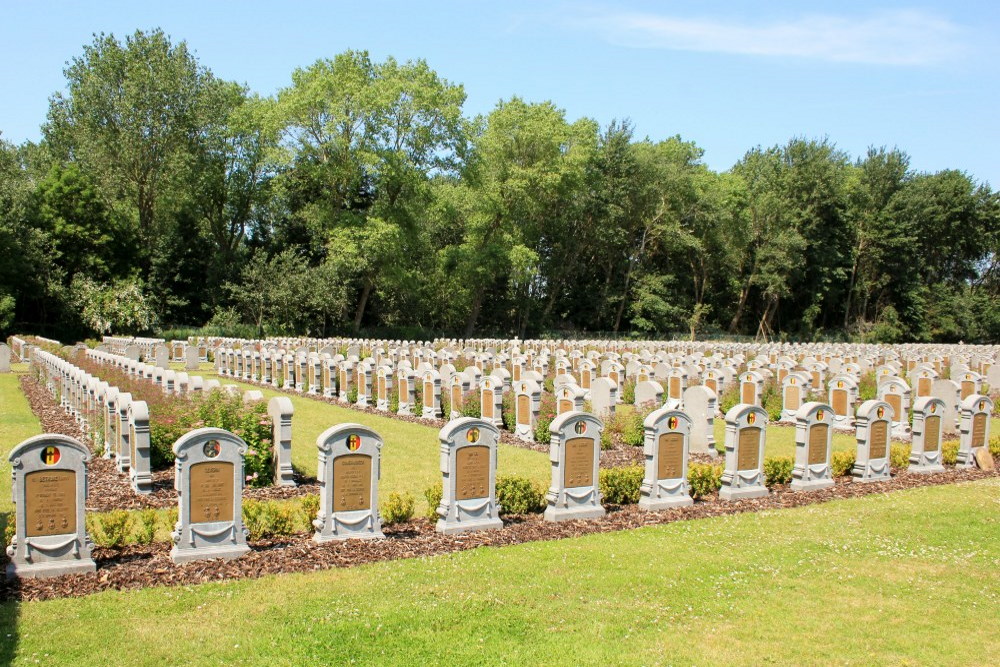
[2,1,998,186]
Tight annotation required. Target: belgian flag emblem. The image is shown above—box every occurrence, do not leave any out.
[41,446,61,465]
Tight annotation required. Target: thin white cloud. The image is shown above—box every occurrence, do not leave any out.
[573,8,965,65]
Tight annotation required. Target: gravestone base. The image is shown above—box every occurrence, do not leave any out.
[718,485,769,501]
[638,494,693,511]
[313,516,384,543]
[851,462,891,483]
[543,501,606,523]
[436,514,503,535]
[170,543,250,565]
[907,461,945,474]
[789,477,834,492]
[6,557,96,580]
[954,452,977,469]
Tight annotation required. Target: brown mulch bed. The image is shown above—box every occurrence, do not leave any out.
[2,462,996,602]
[18,375,319,512]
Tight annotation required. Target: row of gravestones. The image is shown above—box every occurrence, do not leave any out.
[10,395,994,580]
[34,348,298,490]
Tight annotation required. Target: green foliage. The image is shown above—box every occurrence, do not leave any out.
[857,372,877,401]
[599,465,644,505]
[620,379,636,405]
[347,386,359,404]
[890,444,912,469]
[533,392,557,443]
[501,391,516,431]
[719,384,740,415]
[3,516,15,548]
[423,484,443,521]
[990,435,1000,457]
[763,457,794,488]
[831,450,856,477]
[242,500,301,541]
[90,510,131,548]
[761,381,783,422]
[687,463,723,499]
[382,492,416,525]
[496,475,546,514]
[134,509,159,545]
[300,495,320,527]
[942,440,959,465]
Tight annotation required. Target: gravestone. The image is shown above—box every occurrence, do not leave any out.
[634,380,664,408]
[268,396,296,486]
[6,434,95,579]
[543,411,605,522]
[513,379,541,442]
[852,400,893,483]
[184,346,200,371]
[170,428,251,564]
[0,343,10,372]
[154,345,169,370]
[421,369,442,419]
[909,396,946,473]
[828,375,858,428]
[396,369,414,416]
[435,418,503,534]
[790,402,834,492]
[556,382,586,415]
[781,372,809,422]
[719,404,769,500]
[638,406,693,510]
[683,385,717,456]
[127,400,153,494]
[877,377,911,438]
[479,376,503,427]
[313,423,384,541]
[376,366,393,411]
[957,394,993,468]
[930,379,961,434]
[739,371,764,406]
[589,377,617,417]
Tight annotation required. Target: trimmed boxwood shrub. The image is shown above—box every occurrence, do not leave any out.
[496,475,546,514]
[831,450,856,477]
[599,465,643,505]
[423,484,443,520]
[763,456,794,487]
[688,463,723,499]
[382,492,415,525]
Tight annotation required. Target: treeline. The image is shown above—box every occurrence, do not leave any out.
[1,29,998,343]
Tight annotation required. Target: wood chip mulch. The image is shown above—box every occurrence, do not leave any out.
[17,375,319,513]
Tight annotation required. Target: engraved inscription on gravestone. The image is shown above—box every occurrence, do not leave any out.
[333,454,372,511]
[657,433,684,479]
[832,390,847,415]
[869,421,888,459]
[517,394,530,424]
[886,393,902,420]
[564,437,594,487]
[737,427,761,470]
[456,445,489,500]
[190,461,235,523]
[808,424,828,465]
[25,469,75,537]
[924,416,940,452]
[972,413,986,447]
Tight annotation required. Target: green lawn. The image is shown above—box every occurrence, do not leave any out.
[1,477,996,665]
[0,371,43,517]
[186,366,549,512]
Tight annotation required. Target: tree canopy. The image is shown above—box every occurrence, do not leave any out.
[2,30,998,343]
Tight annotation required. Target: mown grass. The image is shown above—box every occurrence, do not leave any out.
[0,370,43,517]
[1,477,996,664]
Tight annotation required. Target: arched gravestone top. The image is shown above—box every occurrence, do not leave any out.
[7,434,95,579]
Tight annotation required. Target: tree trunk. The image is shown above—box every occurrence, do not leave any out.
[352,278,373,333]
[464,286,484,337]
